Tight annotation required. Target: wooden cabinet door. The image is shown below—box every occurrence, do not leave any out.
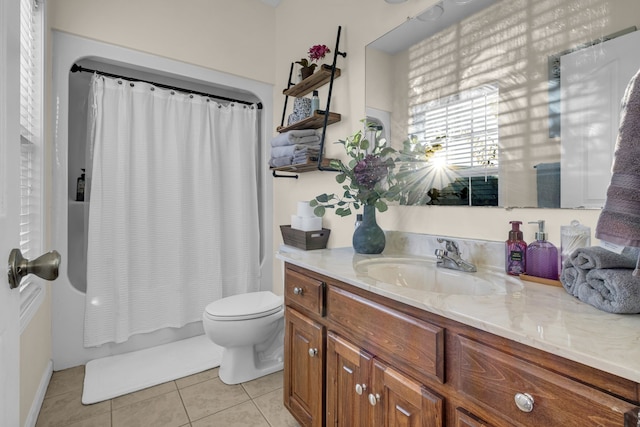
[370,359,444,427]
[284,307,324,427]
[327,332,373,427]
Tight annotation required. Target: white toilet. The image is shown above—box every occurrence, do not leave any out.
[202,291,285,385]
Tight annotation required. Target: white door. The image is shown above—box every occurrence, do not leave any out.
[561,30,640,208]
[1,0,22,425]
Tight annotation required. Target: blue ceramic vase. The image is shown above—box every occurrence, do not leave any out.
[352,204,385,254]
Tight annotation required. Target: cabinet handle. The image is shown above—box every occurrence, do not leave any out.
[514,392,534,413]
[355,383,367,395]
[368,393,381,406]
[293,287,304,295]
[308,348,318,357]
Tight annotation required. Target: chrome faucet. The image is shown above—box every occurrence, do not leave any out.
[434,238,477,273]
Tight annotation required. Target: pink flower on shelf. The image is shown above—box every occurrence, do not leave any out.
[308,44,331,63]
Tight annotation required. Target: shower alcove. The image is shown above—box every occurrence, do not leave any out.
[52,31,274,370]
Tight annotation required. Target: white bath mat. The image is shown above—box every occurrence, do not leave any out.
[82,334,223,404]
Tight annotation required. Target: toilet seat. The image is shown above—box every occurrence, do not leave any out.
[204,291,283,321]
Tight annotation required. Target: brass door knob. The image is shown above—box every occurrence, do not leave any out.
[7,249,61,289]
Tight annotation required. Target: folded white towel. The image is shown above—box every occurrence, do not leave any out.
[271,130,319,147]
[271,143,321,158]
[269,156,293,167]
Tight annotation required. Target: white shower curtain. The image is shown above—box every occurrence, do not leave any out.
[84,75,261,347]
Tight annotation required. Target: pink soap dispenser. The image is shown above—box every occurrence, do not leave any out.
[505,221,527,275]
[526,220,559,280]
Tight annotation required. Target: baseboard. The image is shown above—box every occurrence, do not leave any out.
[23,359,52,427]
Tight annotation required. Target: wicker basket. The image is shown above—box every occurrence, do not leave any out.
[280,225,330,250]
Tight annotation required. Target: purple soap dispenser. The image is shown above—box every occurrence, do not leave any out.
[505,221,527,275]
[526,220,559,280]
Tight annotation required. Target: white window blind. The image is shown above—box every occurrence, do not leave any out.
[19,0,44,332]
[409,83,499,176]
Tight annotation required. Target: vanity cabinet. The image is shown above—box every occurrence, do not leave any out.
[283,268,326,427]
[327,332,444,427]
[284,307,324,427]
[283,263,640,427]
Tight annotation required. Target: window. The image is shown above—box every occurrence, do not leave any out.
[408,83,499,206]
[19,0,44,333]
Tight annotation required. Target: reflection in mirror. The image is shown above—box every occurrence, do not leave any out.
[366,0,640,208]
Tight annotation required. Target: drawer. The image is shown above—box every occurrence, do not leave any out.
[285,267,324,316]
[326,286,444,384]
[457,335,637,427]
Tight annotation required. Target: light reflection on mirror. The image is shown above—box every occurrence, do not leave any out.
[366,0,640,209]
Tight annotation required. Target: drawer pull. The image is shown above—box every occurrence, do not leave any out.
[368,393,381,406]
[308,348,318,357]
[355,383,367,395]
[293,287,304,295]
[514,392,534,413]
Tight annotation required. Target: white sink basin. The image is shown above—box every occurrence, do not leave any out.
[355,257,518,296]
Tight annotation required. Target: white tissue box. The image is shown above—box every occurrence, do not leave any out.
[301,216,322,231]
[297,201,315,218]
[291,215,303,230]
[291,215,322,232]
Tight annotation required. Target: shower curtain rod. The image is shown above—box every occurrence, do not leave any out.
[70,64,262,109]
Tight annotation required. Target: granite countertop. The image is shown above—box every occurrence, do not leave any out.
[276,244,640,383]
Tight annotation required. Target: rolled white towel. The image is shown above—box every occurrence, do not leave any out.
[269,156,293,167]
[272,143,321,158]
[271,130,319,147]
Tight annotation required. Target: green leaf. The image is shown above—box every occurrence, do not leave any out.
[309,199,318,207]
[375,200,388,212]
[336,207,352,217]
[336,173,346,184]
[315,193,330,203]
[313,206,326,217]
[379,147,396,157]
[329,159,343,170]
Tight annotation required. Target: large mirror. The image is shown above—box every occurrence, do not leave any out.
[366,0,640,208]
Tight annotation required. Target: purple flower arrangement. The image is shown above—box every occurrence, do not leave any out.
[310,123,399,217]
[296,44,331,70]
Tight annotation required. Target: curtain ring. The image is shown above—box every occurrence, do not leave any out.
[171,91,175,95]
[189,95,193,99]
[150,87,155,91]
[117,80,122,85]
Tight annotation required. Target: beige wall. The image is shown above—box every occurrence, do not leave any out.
[49,0,277,85]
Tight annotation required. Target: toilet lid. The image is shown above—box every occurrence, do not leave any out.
[205,291,283,320]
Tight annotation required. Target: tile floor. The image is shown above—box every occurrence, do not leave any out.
[36,366,300,427]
